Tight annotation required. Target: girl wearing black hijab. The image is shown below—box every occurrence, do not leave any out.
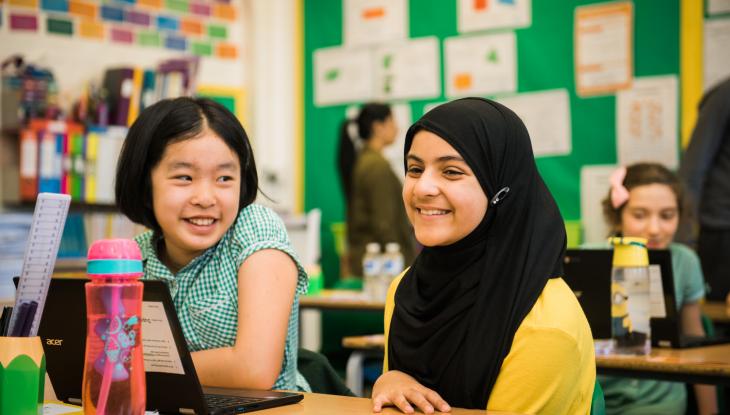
[371,98,595,414]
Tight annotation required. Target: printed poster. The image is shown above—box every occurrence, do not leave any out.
[314,46,373,106]
[496,89,571,157]
[575,2,633,96]
[458,0,531,33]
[445,32,517,98]
[704,18,730,91]
[344,0,408,46]
[580,165,615,244]
[616,75,678,169]
[382,104,413,181]
[373,37,440,101]
[708,0,730,15]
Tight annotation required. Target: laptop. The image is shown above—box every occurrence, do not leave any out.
[562,249,730,348]
[16,277,303,414]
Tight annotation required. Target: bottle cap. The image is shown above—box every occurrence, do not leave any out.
[87,239,143,279]
[365,242,381,253]
[385,242,400,253]
[609,236,649,267]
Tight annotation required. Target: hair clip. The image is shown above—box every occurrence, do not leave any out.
[609,166,629,209]
[490,186,510,206]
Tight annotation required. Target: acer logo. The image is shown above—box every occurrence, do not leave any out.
[46,339,63,346]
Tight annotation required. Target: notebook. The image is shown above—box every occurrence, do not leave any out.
[562,249,730,348]
[18,277,303,414]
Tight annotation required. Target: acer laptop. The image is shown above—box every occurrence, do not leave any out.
[16,277,303,414]
[562,249,730,348]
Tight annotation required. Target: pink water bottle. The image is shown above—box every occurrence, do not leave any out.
[82,239,146,414]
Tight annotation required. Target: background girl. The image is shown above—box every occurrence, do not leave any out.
[601,162,716,414]
[337,103,415,277]
[115,97,309,391]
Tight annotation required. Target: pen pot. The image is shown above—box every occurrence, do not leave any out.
[0,336,45,415]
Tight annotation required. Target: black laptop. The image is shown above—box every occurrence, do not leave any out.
[562,249,730,349]
[18,277,303,414]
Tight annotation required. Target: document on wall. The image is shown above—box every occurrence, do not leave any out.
[616,75,678,169]
[373,37,440,101]
[382,104,412,181]
[457,0,531,33]
[580,165,615,244]
[445,32,517,98]
[575,2,633,97]
[704,18,730,92]
[142,301,185,375]
[496,89,571,157]
[344,0,408,46]
[314,46,373,106]
[708,0,730,15]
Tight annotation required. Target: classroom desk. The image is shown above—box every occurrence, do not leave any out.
[702,301,730,324]
[300,289,385,312]
[342,334,730,394]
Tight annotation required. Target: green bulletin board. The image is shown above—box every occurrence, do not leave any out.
[304,0,680,284]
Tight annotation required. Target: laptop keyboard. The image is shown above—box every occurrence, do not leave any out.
[205,393,266,409]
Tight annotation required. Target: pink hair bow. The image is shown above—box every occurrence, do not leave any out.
[609,166,629,209]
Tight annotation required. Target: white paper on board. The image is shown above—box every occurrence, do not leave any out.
[373,37,440,101]
[314,46,374,106]
[496,89,572,157]
[457,0,531,33]
[344,0,408,46]
[142,301,186,375]
[580,165,615,244]
[704,18,730,92]
[575,2,633,96]
[445,32,517,98]
[382,104,413,181]
[708,0,730,15]
[616,75,679,169]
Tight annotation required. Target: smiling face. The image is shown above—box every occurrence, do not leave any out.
[402,130,488,247]
[150,130,241,270]
[620,183,679,249]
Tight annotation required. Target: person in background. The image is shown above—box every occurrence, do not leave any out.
[678,77,730,304]
[115,97,310,391]
[337,103,415,277]
[371,98,595,414]
[601,162,716,415]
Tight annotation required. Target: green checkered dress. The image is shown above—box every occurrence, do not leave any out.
[135,204,310,391]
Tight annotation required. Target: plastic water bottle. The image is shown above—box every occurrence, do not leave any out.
[82,239,146,414]
[382,243,405,281]
[610,236,651,355]
[362,242,383,301]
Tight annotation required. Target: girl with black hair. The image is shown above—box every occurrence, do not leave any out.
[371,98,595,414]
[337,103,416,276]
[115,97,309,391]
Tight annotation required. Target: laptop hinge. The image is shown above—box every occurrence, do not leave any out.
[179,408,196,414]
[68,397,82,405]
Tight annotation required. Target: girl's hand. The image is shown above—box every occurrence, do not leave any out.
[371,370,451,414]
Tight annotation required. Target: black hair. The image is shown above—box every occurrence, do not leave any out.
[336,103,392,203]
[115,97,258,233]
[602,162,684,234]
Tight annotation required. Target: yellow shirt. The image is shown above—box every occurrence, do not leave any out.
[384,274,596,414]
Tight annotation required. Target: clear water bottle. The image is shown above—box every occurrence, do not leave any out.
[610,236,651,355]
[83,239,146,414]
[382,242,404,282]
[362,242,384,301]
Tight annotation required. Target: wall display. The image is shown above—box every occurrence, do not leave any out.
[373,37,440,101]
[497,89,571,157]
[444,32,517,98]
[616,75,678,169]
[314,46,374,106]
[575,1,633,96]
[457,0,531,33]
[344,0,408,46]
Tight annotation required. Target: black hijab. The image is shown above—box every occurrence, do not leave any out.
[388,97,567,409]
